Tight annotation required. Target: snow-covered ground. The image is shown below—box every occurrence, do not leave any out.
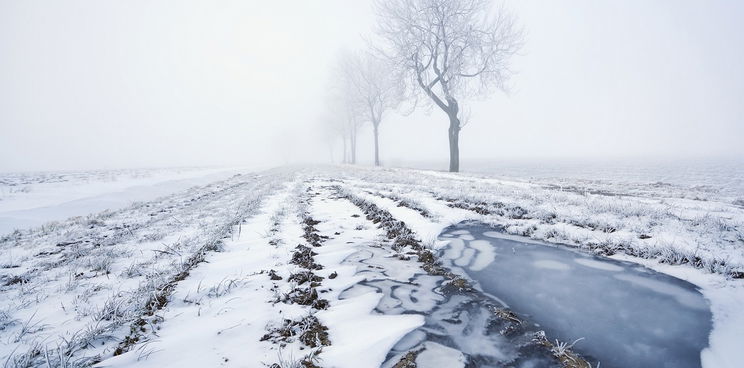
[0,167,247,235]
[405,159,744,201]
[0,165,742,368]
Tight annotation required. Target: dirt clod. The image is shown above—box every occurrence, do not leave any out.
[289,270,323,285]
[291,245,323,270]
[393,348,425,368]
[268,269,282,281]
[284,287,330,310]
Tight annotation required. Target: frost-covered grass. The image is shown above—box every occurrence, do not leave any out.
[335,166,744,277]
[1,164,742,368]
[328,165,743,368]
[0,169,293,366]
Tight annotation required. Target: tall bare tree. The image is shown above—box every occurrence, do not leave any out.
[344,102,362,164]
[325,69,365,165]
[339,52,402,166]
[324,104,363,164]
[374,0,523,172]
[320,112,345,164]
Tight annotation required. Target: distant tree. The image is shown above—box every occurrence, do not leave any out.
[324,107,359,164]
[329,51,369,165]
[374,0,523,172]
[343,101,363,164]
[324,77,365,164]
[320,113,343,163]
[339,52,403,166]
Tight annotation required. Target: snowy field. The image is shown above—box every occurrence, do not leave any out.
[0,165,742,368]
[0,167,245,235]
[398,159,744,202]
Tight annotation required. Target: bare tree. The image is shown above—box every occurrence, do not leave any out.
[374,0,523,172]
[324,76,365,164]
[329,51,370,165]
[344,102,363,164]
[323,107,360,164]
[319,113,343,164]
[339,52,403,166]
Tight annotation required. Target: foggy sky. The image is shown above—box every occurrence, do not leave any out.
[1,0,743,172]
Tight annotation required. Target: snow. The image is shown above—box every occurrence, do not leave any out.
[1,164,741,367]
[99,183,298,367]
[333,166,743,368]
[467,239,496,271]
[309,185,426,367]
[415,342,467,368]
[97,178,428,368]
[339,166,744,276]
[0,169,283,366]
[0,167,244,235]
[317,292,424,368]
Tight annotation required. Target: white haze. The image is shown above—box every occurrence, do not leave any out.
[1,0,743,172]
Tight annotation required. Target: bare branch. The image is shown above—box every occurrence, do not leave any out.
[373,0,523,117]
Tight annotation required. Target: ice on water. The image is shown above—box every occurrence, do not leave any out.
[439,222,713,368]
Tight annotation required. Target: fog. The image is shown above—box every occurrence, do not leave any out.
[1,0,743,172]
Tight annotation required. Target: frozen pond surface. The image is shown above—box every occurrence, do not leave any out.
[341,242,562,367]
[439,222,713,368]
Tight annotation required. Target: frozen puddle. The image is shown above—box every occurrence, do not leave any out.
[341,243,561,367]
[439,222,713,368]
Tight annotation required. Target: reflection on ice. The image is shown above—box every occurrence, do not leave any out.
[613,273,709,310]
[439,222,712,368]
[482,231,502,238]
[533,259,571,271]
[574,258,623,271]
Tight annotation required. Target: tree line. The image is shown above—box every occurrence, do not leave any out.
[325,0,523,172]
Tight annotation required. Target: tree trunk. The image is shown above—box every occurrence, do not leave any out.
[448,112,460,172]
[342,136,348,164]
[373,121,380,166]
[350,128,357,164]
